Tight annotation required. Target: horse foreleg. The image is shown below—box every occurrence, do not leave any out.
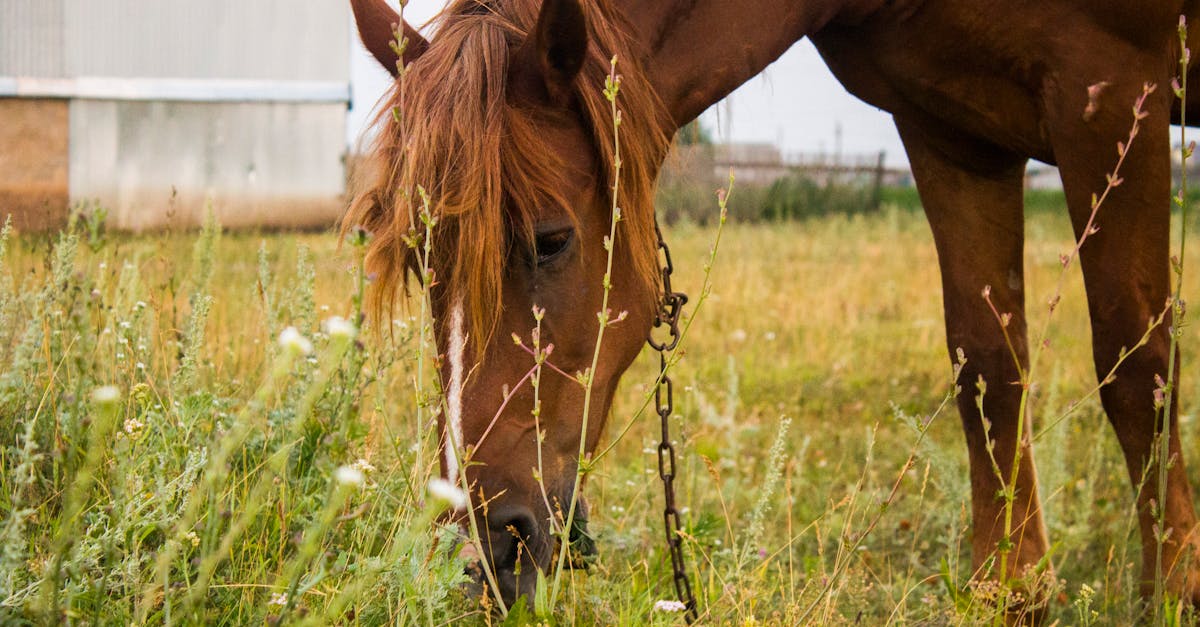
[897,118,1051,609]
[1048,77,1200,604]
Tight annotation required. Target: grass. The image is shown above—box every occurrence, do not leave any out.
[2,201,1199,624]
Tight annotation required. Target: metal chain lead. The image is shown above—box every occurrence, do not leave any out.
[649,218,698,623]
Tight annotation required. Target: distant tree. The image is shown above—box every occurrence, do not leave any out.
[676,119,713,146]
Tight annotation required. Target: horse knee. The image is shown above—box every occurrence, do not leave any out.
[1092,315,1169,374]
[953,339,1025,393]
[952,332,1026,375]
[1092,328,1172,424]
[950,340,1028,445]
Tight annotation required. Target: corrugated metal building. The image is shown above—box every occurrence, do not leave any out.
[1,0,350,230]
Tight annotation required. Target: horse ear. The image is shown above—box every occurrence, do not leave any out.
[350,0,429,77]
[512,0,589,105]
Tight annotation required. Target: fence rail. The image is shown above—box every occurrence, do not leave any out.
[705,150,912,203]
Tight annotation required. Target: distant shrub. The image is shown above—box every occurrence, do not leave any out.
[656,173,725,224]
[759,175,878,221]
[1024,189,1068,214]
[879,186,924,212]
[655,145,908,223]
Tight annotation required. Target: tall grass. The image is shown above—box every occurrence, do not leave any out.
[0,216,475,624]
[2,200,1200,623]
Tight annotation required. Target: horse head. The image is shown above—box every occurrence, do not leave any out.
[347,0,672,605]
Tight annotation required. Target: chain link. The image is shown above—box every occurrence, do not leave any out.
[649,218,698,623]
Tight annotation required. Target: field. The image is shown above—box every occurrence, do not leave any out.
[2,202,1199,625]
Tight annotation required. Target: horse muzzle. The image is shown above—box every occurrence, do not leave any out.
[457,499,596,605]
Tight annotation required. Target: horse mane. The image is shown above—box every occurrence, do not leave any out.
[344,0,671,351]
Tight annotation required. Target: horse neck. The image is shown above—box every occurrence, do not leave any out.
[617,0,890,127]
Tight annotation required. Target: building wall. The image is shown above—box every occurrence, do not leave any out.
[2,0,348,81]
[0,1,66,78]
[0,1,350,231]
[70,100,346,230]
[0,98,70,231]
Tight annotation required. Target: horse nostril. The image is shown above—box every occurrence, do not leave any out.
[485,506,539,568]
[471,505,545,604]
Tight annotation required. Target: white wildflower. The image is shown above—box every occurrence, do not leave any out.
[334,465,364,487]
[268,592,288,607]
[323,316,357,340]
[352,458,376,473]
[427,477,468,511]
[278,326,313,355]
[91,385,121,405]
[653,599,687,613]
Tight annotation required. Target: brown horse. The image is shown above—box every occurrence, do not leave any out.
[347,0,1200,612]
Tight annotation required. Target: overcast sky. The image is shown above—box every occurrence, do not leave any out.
[347,2,908,165]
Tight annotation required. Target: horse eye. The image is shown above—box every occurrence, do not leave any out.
[533,228,574,265]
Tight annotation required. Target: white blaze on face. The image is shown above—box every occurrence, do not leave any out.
[445,298,466,485]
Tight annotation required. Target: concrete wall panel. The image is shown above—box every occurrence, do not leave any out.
[70,100,346,230]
